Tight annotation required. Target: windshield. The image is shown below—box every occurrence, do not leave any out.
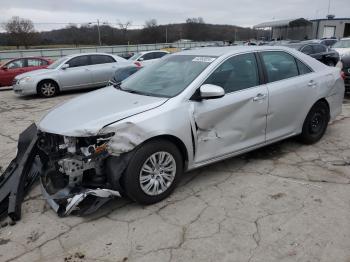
[47,57,67,69]
[333,39,350,48]
[120,55,217,98]
[129,53,141,61]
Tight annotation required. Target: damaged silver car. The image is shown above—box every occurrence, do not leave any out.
[2,46,344,218]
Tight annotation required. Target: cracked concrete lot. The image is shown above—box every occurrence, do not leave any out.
[0,88,350,262]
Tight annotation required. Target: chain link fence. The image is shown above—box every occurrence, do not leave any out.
[0,41,223,62]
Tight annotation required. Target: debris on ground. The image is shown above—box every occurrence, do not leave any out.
[270,193,287,200]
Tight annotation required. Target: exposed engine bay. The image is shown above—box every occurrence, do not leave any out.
[0,124,130,222]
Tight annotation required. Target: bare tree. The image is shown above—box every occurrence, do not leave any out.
[4,16,35,49]
[117,20,132,44]
[145,19,158,28]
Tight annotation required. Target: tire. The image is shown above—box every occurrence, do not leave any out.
[122,139,183,205]
[37,81,59,98]
[299,101,330,144]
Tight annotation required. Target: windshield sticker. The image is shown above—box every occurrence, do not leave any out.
[192,57,216,63]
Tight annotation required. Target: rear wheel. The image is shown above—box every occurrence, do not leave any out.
[37,81,59,98]
[299,101,330,144]
[122,139,183,204]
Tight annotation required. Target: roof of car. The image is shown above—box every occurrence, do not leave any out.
[174,46,300,57]
[65,52,117,58]
[139,50,170,55]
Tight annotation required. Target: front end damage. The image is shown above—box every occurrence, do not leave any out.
[0,125,132,221]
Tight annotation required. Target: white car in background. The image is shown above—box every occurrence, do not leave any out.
[129,50,169,67]
[13,53,133,97]
[333,38,350,58]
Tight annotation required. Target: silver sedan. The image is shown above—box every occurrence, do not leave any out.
[36,46,344,213]
[12,53,133,97]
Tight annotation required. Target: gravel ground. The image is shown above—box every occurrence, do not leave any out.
[0,88,350,262]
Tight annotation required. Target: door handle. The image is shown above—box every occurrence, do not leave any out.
[253,93,267,102]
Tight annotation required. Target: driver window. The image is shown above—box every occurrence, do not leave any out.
[204,53,259,93]
[67,56,89,68]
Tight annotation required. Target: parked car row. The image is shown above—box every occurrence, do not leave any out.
[12,53,133,97]
[0,50,170,97]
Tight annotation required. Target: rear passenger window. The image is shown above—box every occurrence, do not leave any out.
[296,60,312,75]
[90,55,116,65]
[204,53,259,93]
[261,51,299,83]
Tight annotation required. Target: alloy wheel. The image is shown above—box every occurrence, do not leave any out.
[139,151,176,196]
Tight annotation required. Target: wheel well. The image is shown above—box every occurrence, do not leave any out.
[36,79,59,92]
[144,135,189,168]
[316,98,330,114]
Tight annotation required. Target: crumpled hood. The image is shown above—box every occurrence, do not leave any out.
[15,69,53,80]
[38,86,168,136]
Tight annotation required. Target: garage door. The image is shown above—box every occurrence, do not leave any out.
[323,26,336,38]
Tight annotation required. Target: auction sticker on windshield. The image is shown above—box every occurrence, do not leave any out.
[192,57,216,63]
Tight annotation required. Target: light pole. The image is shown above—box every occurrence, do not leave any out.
[97,19,101,46]
[88,20,102,46]
[165,27,168,43]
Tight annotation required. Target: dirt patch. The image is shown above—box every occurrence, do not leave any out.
[64,252,86,262]
[270,193,287,200]
[0,238,10,245]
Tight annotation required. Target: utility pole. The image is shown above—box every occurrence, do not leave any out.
[165,27,168,43]
[97,19,102,46]
[327,0,331,15]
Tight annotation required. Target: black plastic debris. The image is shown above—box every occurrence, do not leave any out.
[0,123,41,222]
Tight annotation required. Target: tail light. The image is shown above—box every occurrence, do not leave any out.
[341,71,346,80]
[134,61,142,67]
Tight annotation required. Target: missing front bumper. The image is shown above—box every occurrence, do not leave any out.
[40,182,120,217]
[0,124,124,222]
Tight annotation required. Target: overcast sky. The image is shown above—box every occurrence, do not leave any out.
[1,0,349,31]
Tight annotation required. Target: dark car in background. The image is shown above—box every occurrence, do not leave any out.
[339,56,350,93]
[0,57,52,87]
[108,66,142,86]
[317,38,338,47]
[284,42,339,66]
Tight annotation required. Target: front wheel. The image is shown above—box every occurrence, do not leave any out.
[299,101,330,144]
[37,81,59,98]
[122,139,183,204]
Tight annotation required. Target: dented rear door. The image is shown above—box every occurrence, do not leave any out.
[191,52,268,164]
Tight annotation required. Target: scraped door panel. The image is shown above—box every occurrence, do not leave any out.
[193,85,268,163]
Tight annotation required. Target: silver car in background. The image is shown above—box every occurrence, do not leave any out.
[129,50,169,67]
[13,53,133,97]
[36,46,344,213]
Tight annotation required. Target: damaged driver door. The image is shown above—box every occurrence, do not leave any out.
[191,53,268,164]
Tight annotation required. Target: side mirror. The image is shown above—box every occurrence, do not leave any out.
[138,57,144,62]
[61,64,69,70]
[199,84,225,99]
[2,65,8,70]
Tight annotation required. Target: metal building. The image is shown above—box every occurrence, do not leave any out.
[253,18,313,40]
[254,16,350,40]
[311,16,350,39]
